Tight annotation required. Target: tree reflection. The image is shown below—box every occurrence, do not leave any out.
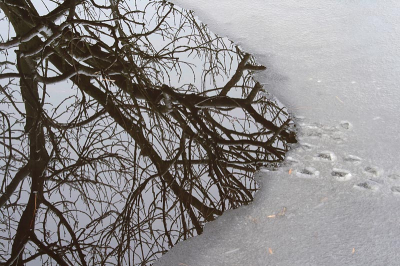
[0,0,296,265]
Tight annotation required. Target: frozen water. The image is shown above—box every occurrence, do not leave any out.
[170,0,400,170]
[156,0,400,265]
[156,118,400,265]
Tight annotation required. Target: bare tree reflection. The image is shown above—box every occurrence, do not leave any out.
[0,0,296,265]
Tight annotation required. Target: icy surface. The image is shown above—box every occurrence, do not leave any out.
[168,0,400,170]
[155,1,400,265]
[156,120,400,265]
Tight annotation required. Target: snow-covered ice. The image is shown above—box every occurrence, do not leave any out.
[156,119,400,265]
[155,0,400,265]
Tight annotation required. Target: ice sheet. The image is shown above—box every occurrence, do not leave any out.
[169,0,400,169]
[156,118,400,265]
[155,1,400,265]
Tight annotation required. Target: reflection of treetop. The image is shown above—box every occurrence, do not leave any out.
[0,0,296,265]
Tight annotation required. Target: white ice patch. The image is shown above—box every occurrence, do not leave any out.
[224,248,240,254]
[299,142,314,151]
[259,167,270,173]
[284,156,299,165]
[343,155,362,164]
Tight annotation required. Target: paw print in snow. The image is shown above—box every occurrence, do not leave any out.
[300,143,314,151]
[364,166,382,177]
[388,173,400,180]
[340,121,353,130]
[391,186,400,195]
[354,179,383,191]
[331,168,352,181]
[314,151,336,162]
[343,155,362,164]
[296,167,320,178]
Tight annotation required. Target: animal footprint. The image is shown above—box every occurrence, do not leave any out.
[340,121,353,130]
[314,151,337,162]
[305,131,323,138]
[301,125,323,138]
[330,134,346,142]
[354,179,383,191]
[364,166,382,177]
[296,167,320,178]
[388,174,400,180]
[321,125,339,133]
[300,143,314,151]
[331,168,352,181]
[391,186,400,195]
[343,155,362,164]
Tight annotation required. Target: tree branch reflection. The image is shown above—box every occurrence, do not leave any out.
[0,0,296,265]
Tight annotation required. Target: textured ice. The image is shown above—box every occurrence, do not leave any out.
[331,168,352,181]
[170,0,400,170]
[354,179,383,192]
[295,167,319,178]
[388,173,400,180]
[156,118,400,265]
[344,155,363,164]
[391,186,400,195]
[363,166,383,177]
[339,121,353,130]
[314,151,337,162]
[156,0,400,265]
[284,156,299,166]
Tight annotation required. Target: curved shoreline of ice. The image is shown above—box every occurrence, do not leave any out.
[170,0,400,171]
[156,1,400,265]
[156,118,400,266]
